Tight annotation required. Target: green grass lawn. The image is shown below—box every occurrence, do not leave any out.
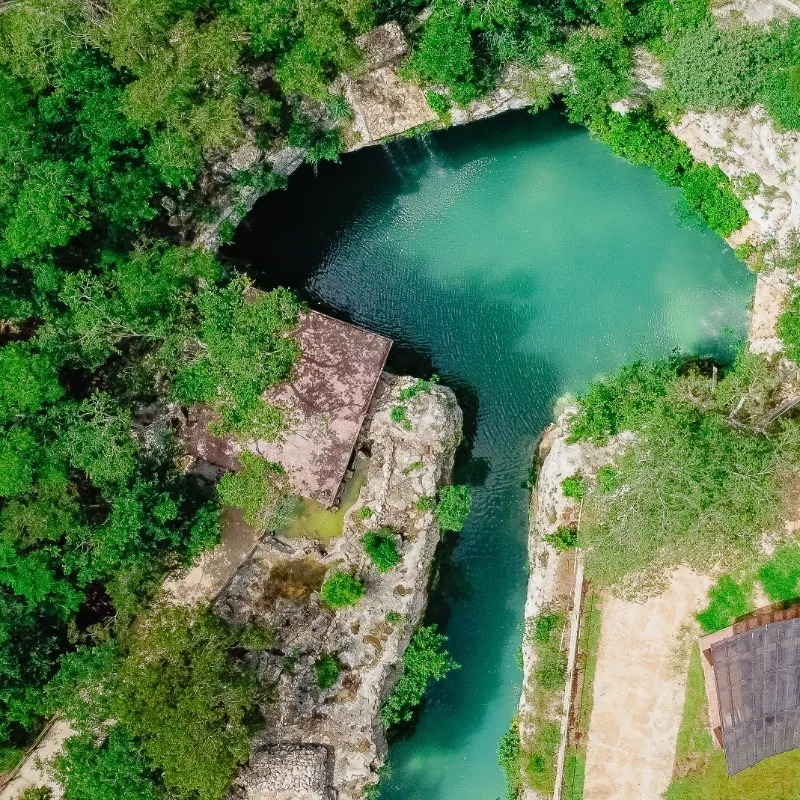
[665,647,800,800]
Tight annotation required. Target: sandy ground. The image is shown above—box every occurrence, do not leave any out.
[0,721,74,800]
[162,507,265,606]
[583,568,712,800]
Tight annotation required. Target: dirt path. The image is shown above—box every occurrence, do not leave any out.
[583,568,711,800]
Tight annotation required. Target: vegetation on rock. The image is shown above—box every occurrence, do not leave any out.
[381,624,458,727]
[314,655,341,689]
[320,570,367,609]
[361,528,402,572]
[435,484,472,532]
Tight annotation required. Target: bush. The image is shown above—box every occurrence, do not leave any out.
[777,288,800,364]
[314,655,341,689]
[681,163,748,237]
[406,0,481,106]
[415,496,433,512]
[590,111,747,236]
[762,65,800,130]
[381,625,458,726]
[758,546,800,602]
[436,485,472,531]
[564,30,633,125]
[217,452,288,530]
[498,719,521,800]
[596,465,620,494]
[390,405,411,429]
[531,613,567,691]
[361,528,401,572]
[320,570,366,609]
[578,358,787,590]
[19,789,52,800]
[357,506,373,520]
[426,91,451,116]
[544,526,578,552]
[561,475,585,501]
[569,358,679,444]
[696,575,752,633]
[107,606,257,800]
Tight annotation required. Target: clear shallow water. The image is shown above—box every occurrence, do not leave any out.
[230,110,754,800]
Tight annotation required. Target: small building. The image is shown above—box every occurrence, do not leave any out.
[699,602,800,775]
[185,310,391,508]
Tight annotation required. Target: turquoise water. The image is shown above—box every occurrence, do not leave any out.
[230,110,754,800]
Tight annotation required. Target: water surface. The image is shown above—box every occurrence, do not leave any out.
[230,110,754,800]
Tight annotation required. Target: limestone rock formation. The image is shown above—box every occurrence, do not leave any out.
[671,106,800,251]
[342,22,437,147]
[217,375,462,800]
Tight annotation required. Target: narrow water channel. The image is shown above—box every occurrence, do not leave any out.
[228,110,754,800]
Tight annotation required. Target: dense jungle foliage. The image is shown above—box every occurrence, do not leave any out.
[569,353,800,594]
[0,0,795,796]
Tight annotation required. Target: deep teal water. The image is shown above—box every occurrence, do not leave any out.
[230,110,754,800]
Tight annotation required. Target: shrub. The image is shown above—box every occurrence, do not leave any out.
[385,610,402,624]
[544,526,578,552]
[696,575,752,633]
[426,91,451,116]
[436,485,472,531]
[531,613,567,691]
[498,719,521,800]
[54,728,160,800]
[576,357,788,591]
[758,546,800,602]
[390,405,411,429]
[777,287,800,364]
[314,655,341,689]
[217,452,288,530]
[762,65,800,130]
[596,465,620,494]
[406,0,481,106]
[664,23,774,111]
[564,30,633,125]
[107,606,258,800]
[19,789,53,800]
[361,529,401,573]
[320,570,366,609]
[561,475,585,501]
[415,496,434,512]
[357,506,373,520]
[681,163,748,237]
[398,376,439,402]
[381,625,458,726]
[569,359,679,444]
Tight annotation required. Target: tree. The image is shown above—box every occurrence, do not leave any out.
[217,452,289,529]
[107,606,258,800]
[407,0,481,106]
[435,485,472,531]
[172,278,300,436]
[381,625,458,726]
[55,728,162,800]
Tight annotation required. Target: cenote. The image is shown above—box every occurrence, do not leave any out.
[228,110,754,800]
